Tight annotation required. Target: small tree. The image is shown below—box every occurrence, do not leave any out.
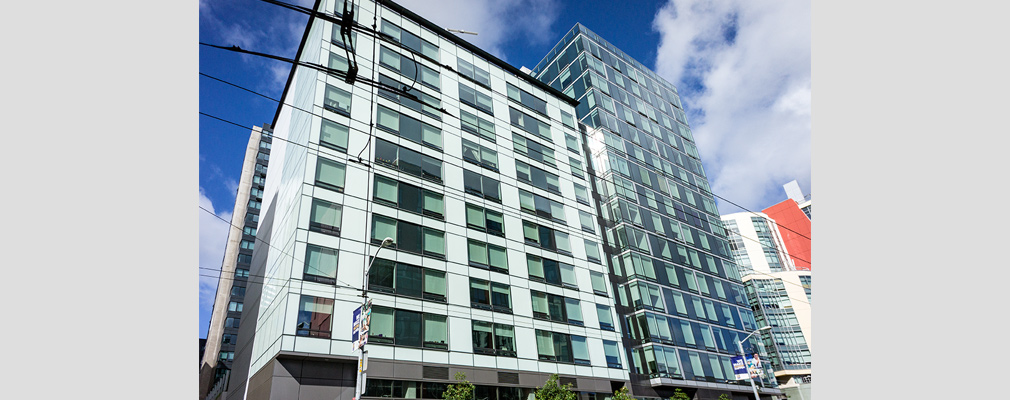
[612,386,634,400]
[717,394,732,400]
[669,388,690,400]
[535,374,577,400]
[443,372,474,400]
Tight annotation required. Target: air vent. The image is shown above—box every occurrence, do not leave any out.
[423,366,449,380]
[559,377,577,388]
[498,372,519,384]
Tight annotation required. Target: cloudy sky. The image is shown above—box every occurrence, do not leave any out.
[198,0,810,338]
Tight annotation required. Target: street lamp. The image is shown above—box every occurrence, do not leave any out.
[737,326,772,400]
[353,237,394,400]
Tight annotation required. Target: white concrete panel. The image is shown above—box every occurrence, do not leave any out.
[449,351,474,367]
[448,316,472,352]
[517,358,539,373]
[423,349,450,365]
[587,337,606,368]
[495,357,519,371]
[368,344,395,361]
[538,361,560,375]
[514,326,537,360]
[294,336,332,354]
[474,354,497,369]
[330,339,355,357]
[281,335,296,352]
[395,346,423,362]
[510,287,532,318]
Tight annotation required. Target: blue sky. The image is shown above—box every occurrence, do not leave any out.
[198,0,811,339]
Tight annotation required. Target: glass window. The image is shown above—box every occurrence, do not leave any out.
[370,306,394,343]
[536,330,555,360]
[368,258,395,292]
[309,198,342,236]
[315,158,346,192]
[585,239,601,262]
[462,139,498,171]
[375,139,442,183]
[381,20,439,61]
[564,298,582,325]
[460,109,495,141]
[394,309,423,347]
[423,269,446,301]
[579,210,595,233]
[573,183,590,204]
[296,295,333,338]
[323,84,351,116]
[603,340,622,368]
[559,263,577,288]
[531,291,549,319]
[571,335,591,365]
[597,304,615,331]
[304,244,339,284]
[495,324,516,356]
[590,271,608,295]
[472,320,494,353]
[508,107,551,140]
[424,314,447,349]
[320,118,349,152]
[458,82,493,115]
[376,105,442,150]
[565,133,579,153]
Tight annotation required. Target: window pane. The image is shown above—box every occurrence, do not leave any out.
[324,85,351,115]
[531,292,548,316]
[560,263,576,287]
[320,119,349,151]
[423,228,444,257]
[495,324,515,354]
[424,269,445,297]
[396,264,423,298]
[571,336,590,364]
[536,330,555,358]
[553,332,572,363]
[468,240,488,266]
[316,158,346,191]
[398,221,422,253]
[368,258,395,291]
[395,310,422,347]
[372,215,396,244]
[398,183,422,214]
[297,295,334,338]
[585,239,601,261]
[603,340,621,367]
[470,279,490,304]
[486,210,504,235]
[591,272,607,294]
[305,245,339,279]
[597,305,614,327]
[564,298,582,323]
[423,190,443,217]
[491,283,511,309]
[473,321,493,350]
[374,176,398,205]
[423,314,447,349]
[422,156,442,182]
[488,245,507,271]
[527,256,544,279]
[466,204,485,229]
[310,199,342,234]
[371,306,394,343]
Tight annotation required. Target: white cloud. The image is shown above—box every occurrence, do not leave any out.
[199,187,233,336]
[392,0,559,59]
[652,0,811,213]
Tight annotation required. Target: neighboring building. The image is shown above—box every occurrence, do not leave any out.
[199,126,273,399]
[761,181,810,271]
[225,1,626,400]
[721,212,811,399]
[531,24,781,400]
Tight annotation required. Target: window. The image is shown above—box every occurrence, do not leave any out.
[569,156,585,179]
[535,330,574,363]
[328,51,349,75]
[509,106,551,140]
[590,271,608,296]
[259,140,272,150]
[472,321,516,357]
[457,57,490,87]
[368,306,447,349]
[565,133,580,153]
[460,109,495,141]
[231,286,245,297]
[378,46,440,91]
[237,253,252,264]
[375,139,442,183]
[574,183,590,205]
[240,240,255,250]
[315,158,346,192]
[517,189,564,222]
[304,244,339,284]
[513,134,556,166]
[463,169,501,202]
[225,317,240,328]
[522,221,570,254]
[222,334,237,345]
[459,82,493,115]
[597,304,615,331]
[371,215,445,258]
[585,239,597,264]
[248,199,261,210]
[320,118,349,152]
[603,340,622,368]
[506,83,547,116]
[250,187,263,198]
[531,291,574,323]
[296,295,333,338]
[467,239,508,273]
[309,198,342,236]
[527,255,577,287]
[257,152,269,162]
[373,175,444,218]
[461,139,498,171]
[228,301,243,312]
[578,210,595,233]
[516,161,561,194]
[368,258,446,301]
[561,111,576,129]
[570,335,591,365]
[381,20,439,61]
[376,105,442,150]
[470,278,511,312]
[219,351,234,361]
[235,268,249,278]
[323,84,352,116]
[253,175,265,185]
[377,74,442,120]
[465,204,504,236]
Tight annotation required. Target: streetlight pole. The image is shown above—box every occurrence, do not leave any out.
[353,237,394,400]
[737,326,772,400]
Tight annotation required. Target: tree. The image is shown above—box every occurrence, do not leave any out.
[669,388,690,400]
[443,372,474,400]
[535,374,577,400]
[612,386,634,400]
[717,394,732,400]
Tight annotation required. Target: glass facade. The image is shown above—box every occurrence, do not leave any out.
[534,23,777,390]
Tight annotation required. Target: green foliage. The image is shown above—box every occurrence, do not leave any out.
[612,386,634,400]
[669,388,690,400]
[717,394,731,400]
[535,374,577,400]
[443,372,474,400]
